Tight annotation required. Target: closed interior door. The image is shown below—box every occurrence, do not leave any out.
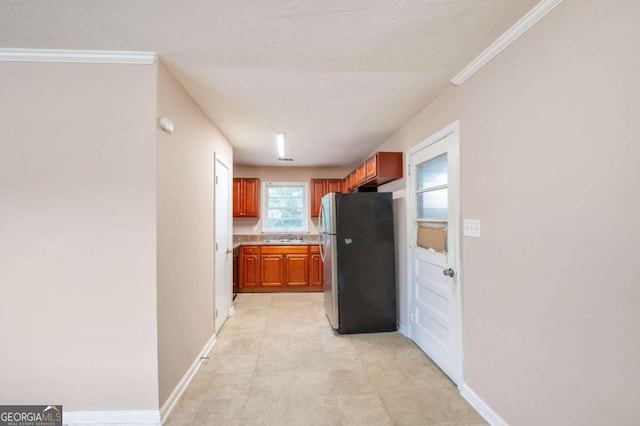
[408,127,461,384]
[215,158,231,334]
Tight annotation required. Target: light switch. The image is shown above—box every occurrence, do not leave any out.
[464,219,481,237]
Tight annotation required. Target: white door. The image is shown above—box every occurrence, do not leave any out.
[214,158,231,334]
[407,122,461,384]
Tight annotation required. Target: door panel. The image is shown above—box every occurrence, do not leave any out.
[408,127,460,384]
[215,159,231,334]
[285,254,309,286]
[261,255,284,286]
[243,178,260,217]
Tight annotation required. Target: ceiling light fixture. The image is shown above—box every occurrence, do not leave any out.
[276,133,285,158]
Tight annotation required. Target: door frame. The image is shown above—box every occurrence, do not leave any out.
[405,119,463,386]
[214,154,233,333]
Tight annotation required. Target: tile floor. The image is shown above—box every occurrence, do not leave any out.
[165,293,486,426]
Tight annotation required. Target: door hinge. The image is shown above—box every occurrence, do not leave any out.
[216,243,218,251]
[407,164,411,176]
[215,309,218,318]
[215,176,219,184]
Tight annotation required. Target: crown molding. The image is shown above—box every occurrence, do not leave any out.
[0,48,156,64]
[451,0,563,85]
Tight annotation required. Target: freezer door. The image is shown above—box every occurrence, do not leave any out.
[320,193,337,234]
[322,233,339,329]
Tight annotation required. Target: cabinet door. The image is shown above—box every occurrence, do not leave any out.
[261,254,285,286]
[365,154,377,180]
[241,255,260,287]
[310,179,325,218]
[285,254,309,287]
[357,164,366,184]
[327,179,342,194]
[243,178,260,217]
[232,178,243,217]
[309,253,322,287]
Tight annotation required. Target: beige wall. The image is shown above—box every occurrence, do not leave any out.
[378,0,640,424]
[234,165,352,235]
[0,62,159,410]
[156,61,234,406]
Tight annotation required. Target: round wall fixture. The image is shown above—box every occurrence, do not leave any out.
[159,117,175,134]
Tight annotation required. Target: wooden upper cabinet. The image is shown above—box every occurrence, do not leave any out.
[365,154,377,180]
[346,152,403,191]
[357,163,366,184]
[327,179,342,193]
[310,178,343,217]
[364,152,403,186]
[310,179,326,218]
[233,178,260,217]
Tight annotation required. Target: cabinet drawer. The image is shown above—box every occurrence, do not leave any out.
[242,245,259,255]
[261,245,309,254]
[309,245,320,254]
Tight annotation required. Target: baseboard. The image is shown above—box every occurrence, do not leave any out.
[159,333,217,423]
[460,382,509,426]
[63,410,160,425]
[397,322,409,337]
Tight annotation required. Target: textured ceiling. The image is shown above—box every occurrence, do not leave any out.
[0,0,538,166]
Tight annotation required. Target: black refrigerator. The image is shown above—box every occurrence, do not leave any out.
[319,192,397,334]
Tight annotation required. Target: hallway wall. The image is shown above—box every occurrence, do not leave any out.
[378,0,640,423]
[0,61,159,410]
[156,61,234,406]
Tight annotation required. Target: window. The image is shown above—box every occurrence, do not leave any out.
[262,182,309,233]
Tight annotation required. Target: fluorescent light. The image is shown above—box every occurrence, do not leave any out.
[276,133,285,158]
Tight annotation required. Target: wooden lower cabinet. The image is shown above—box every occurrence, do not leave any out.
[240,245,260,288]
[309,253,322,287]
[238,244,322,292]
[285,254,309,286]
[260,254,285,286]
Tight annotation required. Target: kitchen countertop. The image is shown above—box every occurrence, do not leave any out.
[233,240,320,249]
[233,234,320,249]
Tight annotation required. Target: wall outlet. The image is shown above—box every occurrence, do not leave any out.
[463,219,481,237]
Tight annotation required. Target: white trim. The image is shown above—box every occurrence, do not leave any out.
[159,333,217,423]
[451,0,563,85]
[397,322,409,337]
[261,181,309,233]
[63,410,161,425]
[392,189,406,200]
[0,48,156,64]
[460,382,509,426]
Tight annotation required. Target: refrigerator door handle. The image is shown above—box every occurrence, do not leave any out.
[318,201,325,234]
[318,200,328,262]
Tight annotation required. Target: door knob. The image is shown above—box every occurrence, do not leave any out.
[225,249,233,254]
[443,268,455,278]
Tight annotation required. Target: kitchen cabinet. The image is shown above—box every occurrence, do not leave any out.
[239,245,260,288]
[309,245,322,287]
[346,151,403,191]
[310,178,342,217]
[357,163,366,185]
[237,244,322,292]
[260,254,285,287]
[233,178,260,217]
[284,254,309,286]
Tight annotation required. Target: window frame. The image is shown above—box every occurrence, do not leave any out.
[261,181,309,233]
